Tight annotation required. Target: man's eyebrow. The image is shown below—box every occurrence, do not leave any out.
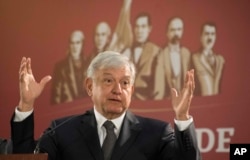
[122,76,131,79]
[101,73,131,79]
[102,73,113,76]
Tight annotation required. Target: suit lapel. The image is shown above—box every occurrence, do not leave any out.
[68,58,78,96]
[214,55,224,79]
[180,48,189,80]
[213,54,225,93]
[163,47,172,88]
[136,42,153,70]
[79,110,103,160]
[78,110,142,160]
[200,54,214,76]
[62,58,77,98]
[135,45,147,72]
[112,111,141,160]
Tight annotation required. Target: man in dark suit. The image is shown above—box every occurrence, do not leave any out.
[11,51,201,160]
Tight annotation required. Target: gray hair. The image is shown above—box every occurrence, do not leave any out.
[86,51,136,84]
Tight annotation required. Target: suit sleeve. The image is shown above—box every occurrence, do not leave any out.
[11,112,36,153]
[174,123,201,160]
[159,122,201,160]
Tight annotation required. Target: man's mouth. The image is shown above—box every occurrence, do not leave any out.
[108,98,121,102]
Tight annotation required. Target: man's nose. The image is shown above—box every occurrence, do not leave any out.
[112,82,122,94]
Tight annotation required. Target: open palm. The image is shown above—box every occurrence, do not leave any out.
[18,57,51,111]
[171,69,195,120]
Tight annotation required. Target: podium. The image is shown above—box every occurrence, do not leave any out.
[0,153,48,160]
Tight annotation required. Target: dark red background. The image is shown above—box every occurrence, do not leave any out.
[1,0,250,159]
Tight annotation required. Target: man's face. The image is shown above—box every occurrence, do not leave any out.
[69,33,83,60]
[201,25,216,50]
[167,18,183,44]
[95,23,110,51]
[86,66,134,119]
[134,16,151,44]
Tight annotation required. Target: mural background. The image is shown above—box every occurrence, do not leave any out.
[1,0,250,159]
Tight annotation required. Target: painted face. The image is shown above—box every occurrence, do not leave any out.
[167,18,184,44]
[86,66,134,119]
[134,16,151,44]
[69,33,83,60]
[95,22,111,51]
[201,25,216,50]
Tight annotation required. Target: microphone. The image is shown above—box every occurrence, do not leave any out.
[33,115,78,154]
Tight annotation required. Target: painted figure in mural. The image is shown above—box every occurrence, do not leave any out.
[50,30,88,104]
[192,22,225,96]
[87,0,133,66]
[123,13,161,100]
[51,0,133,105]
[154,17,191,100]
[93,22,112,54]
[11,51,201,160]
[86,22,112,68]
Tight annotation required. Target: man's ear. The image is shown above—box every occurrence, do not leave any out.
[84,78,93,96]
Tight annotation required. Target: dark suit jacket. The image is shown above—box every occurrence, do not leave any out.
[11,110,201,160]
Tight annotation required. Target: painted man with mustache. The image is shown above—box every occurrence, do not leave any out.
[192,22,225,96]
[154,17,191,99]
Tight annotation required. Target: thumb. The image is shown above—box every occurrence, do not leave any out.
[40,75,52,88]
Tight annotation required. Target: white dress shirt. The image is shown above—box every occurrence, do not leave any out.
[169,44,181,78]
[94,107,125,146]
[134,47,143,64]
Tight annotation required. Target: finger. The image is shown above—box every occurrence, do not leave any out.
[19,70,26,82]
[183,70,192,96]
[27,58,33,75]
[180,70,190,96]
[184,70,190,89]
[19,57,27,81]
[19,57,26,74]
[171,88,178,99]
[40,75,52,88]
[190,69,195,91]
[187,70,194,95]
[186,69,194,94]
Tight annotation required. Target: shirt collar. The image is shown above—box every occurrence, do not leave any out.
[202,49,214,56]
[169,43,180,52]
[94,107,126,132]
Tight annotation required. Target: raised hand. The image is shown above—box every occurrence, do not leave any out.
[171,69,195,120]
[18,57,51,111]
